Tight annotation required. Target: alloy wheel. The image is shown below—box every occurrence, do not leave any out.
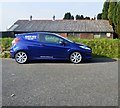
[70,52,82,64]
[15,51,28,64]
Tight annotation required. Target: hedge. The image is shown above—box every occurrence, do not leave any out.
[0,38,13,58]
[0,38,120,58]
[69,38,120,58]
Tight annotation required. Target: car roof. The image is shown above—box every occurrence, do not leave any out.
[15,32,56,37]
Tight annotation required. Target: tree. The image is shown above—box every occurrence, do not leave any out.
[81,15,84,19]
[71,15,74,20]
[84,17,90,20]
[63,12,91,20]
[112,2,118,32]
[97,13,102,20]
[102,0,110,20]
[101,0,120,38]
[76,15,81,20]
[108,0,117,24]
[110,1,120,38]
[75,15,84,20]
[63,12,74,20]
[116,1,120,38]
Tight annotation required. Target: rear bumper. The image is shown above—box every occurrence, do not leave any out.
[10,49,15,58]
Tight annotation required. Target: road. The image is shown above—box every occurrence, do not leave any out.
[2,58,118,106]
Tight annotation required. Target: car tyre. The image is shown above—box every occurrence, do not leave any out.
[70,51,82,64]
[15,51,28,64]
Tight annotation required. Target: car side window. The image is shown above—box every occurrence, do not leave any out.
[39,34,63,44]
[64,40,69,45]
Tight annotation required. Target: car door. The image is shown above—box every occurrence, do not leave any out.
[38,34,70,59]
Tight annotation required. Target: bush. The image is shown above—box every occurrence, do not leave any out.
[0,38,13,58]
[0,38,120,58]
[69,38,120,58]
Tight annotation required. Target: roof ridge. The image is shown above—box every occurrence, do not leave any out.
[16,19,109,22]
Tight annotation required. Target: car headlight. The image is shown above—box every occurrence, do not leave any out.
[79,46,91,50]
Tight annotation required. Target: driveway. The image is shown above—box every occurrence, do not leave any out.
[2,58,118,106]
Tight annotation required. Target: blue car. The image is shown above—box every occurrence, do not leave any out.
[10,32,92,64]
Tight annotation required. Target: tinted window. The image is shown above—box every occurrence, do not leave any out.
[39,34,63,44]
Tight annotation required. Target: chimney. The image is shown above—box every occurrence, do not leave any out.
[30,15,32,21]
[94,15,96,20]
[53,15,55,21]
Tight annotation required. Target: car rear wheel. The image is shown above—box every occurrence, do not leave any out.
[15,51,28,64]
[70,52,82,64]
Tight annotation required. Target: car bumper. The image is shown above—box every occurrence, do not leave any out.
[10,49,15,58]
[83,51,92,60]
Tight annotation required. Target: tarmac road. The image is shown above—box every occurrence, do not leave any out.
[2,58,118,106]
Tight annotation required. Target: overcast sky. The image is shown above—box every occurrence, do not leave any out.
[0,0,104,31]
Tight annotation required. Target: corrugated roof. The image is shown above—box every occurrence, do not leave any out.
[8,20,113,32]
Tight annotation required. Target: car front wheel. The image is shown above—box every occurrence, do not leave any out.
[70,52,82,64]
[15,51,28,64]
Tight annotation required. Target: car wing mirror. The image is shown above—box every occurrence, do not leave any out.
[59,40,65,46]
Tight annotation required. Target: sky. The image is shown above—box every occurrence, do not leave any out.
[0,1,104,31]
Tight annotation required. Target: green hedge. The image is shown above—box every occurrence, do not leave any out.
[69,38,120,58]
[0,38,120,58]
[0,38,13,58]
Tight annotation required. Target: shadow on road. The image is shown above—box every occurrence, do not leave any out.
[27,57,117,64]
[85,57,117,64]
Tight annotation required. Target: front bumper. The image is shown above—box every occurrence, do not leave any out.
[82,49,92,60]
[84,52,92,59]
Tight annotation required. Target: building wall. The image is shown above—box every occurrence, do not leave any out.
[80,33,94,39]
[1,31,15,38]
[2,31,113,39]
[66,32,113,39]
[93,33,113,39]
[57,33,67,38]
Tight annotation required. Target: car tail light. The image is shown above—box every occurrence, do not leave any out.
[12,38,20,45]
